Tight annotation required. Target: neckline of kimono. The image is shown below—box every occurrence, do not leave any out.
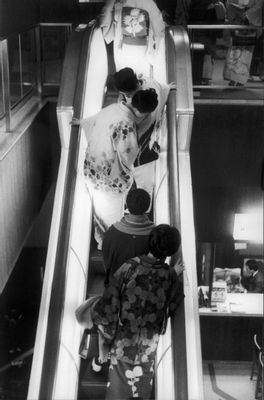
[139,255,168,268]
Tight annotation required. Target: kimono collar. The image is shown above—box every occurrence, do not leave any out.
[139,254,168,269]
[114,214,155,235]
[120,101,148,125]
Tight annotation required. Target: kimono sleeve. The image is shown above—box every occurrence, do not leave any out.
[144,0,165,50]
[79,116,96,142]
[100,0,116,43]
[92,275,122,342]
[111,120,139,168]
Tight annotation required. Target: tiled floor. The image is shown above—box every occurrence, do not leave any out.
[203,360,260,400]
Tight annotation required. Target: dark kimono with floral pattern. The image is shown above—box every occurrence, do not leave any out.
[92,255,184,399]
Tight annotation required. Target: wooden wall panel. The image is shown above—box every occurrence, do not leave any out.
[0,103,60,293]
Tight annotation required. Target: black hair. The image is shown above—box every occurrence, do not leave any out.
[246,259,259,271]
[113,67,138,92]
[126,189,150,215]
[132,88,158,113]
[149,224,181,259]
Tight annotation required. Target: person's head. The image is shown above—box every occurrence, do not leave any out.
[113,67,139,99]
[246,259,259,272]
[126,188,151,215]
[132,88,158,117]
[149,224,181,259]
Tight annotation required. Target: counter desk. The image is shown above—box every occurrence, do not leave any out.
[199,293,263,317]
[199,293,263,361]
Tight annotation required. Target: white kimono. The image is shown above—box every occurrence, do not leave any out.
[121,75,172,206]
[100,0,165,76]
[80,102,139,248]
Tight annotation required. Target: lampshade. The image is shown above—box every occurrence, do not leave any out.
[233,213,263,242]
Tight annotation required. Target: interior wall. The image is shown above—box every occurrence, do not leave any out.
[0,0,103,38]
[0,0,39,38]
[190,104,264,244]
[38,0,103,24]
[0,102,60,293]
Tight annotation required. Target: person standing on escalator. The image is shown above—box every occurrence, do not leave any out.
[71,89,158,250]
[99,0,165,76]
[112,67,173,209]
[92,224,184,399]
[102,188,155,285]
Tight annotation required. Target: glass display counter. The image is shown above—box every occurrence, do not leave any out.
[199,293,263,317]
[199,293,263,361]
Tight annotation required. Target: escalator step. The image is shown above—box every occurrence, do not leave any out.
[78,358,108,400]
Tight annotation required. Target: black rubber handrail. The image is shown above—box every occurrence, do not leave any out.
[38,23,96,400]
[167,88,188,399]
[165,25,194,399]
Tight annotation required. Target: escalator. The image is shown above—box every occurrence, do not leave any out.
[27,23,203,400]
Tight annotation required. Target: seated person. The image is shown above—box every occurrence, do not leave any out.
[242,259,264,293]
[102,188,155,284]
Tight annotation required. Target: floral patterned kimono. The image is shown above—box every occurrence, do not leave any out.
[80,101,139,247]
[100,0,165,75]
[92,255,184,399]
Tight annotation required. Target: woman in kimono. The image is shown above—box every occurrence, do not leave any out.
[112,67,172,208]
[71,89,158,249]
[99,0,165,76]
[91,224,184,399]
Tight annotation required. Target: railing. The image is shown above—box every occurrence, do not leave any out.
[187,24,264,97]
[0,23,72,132]
[154,26,203,400]
[39,23,72,89]
[27,23,108,400]
[168,26,203,400]
[27,21,202,400]
[0,348,34,375]
[0,26,40,131]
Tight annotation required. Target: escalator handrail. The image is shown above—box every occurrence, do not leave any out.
[168,26,194,120]
[187,23,264,30]
[165,25,199,399]
[37,24,96,400]
[166,88,189,399]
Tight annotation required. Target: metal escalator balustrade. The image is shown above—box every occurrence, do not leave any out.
[27,23,108,400]
[154,26,204,400]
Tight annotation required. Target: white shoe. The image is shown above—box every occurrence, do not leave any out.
[92,357,103,372]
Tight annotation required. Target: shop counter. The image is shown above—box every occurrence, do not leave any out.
[199,293,263,317]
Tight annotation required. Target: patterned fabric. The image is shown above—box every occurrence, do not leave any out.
[81,102,139,194]
[100,0,165,54]
[92,255,184,365]
[105,359,155,400]
[122,7,149,45]
[134,121,160,166]
[121,75,171,166]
